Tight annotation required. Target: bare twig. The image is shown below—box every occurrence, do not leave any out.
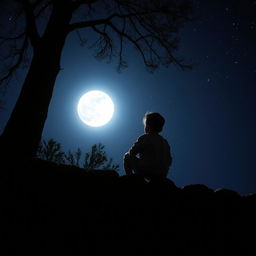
[0,34,29,84]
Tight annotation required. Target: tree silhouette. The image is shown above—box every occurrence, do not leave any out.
[37,138,65,164]
[37,138,119,171]
[0,0,194,158]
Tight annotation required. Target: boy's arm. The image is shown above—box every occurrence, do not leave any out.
[127,135,145,157]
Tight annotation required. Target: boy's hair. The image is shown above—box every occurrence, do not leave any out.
[143,112,165,133]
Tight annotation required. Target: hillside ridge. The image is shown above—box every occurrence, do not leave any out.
[4,158,256,255]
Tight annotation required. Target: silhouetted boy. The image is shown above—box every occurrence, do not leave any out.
[124,112,172,179]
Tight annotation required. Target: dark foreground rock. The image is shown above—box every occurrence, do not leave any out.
[2,158,256,255]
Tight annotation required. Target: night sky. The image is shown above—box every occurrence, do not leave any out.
[1,0,256,195]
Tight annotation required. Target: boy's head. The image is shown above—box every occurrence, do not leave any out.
[143,112,165,133]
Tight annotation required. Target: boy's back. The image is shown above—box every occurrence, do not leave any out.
[128,133,172,178]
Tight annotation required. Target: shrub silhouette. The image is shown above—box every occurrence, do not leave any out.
[37,138,119,171]
[37,139,65,164]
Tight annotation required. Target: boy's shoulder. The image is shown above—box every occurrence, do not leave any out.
[138,133,163,141]
[145,133,170,144]
[137,134,148,141]
[136,133,152,142]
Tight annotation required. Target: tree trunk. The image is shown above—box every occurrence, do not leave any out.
[0,3,73,159]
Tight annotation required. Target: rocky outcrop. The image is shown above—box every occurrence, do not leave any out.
[3,158,256,255]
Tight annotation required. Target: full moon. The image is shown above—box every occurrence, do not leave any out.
[77,90,114,127]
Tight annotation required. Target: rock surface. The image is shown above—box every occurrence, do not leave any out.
[3,158,256,255]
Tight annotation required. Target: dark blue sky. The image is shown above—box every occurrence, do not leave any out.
[1,0,256,195]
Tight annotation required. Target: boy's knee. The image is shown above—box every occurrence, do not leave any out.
[123,153,133,175]
[123,153,130,162]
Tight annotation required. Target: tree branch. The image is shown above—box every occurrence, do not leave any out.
[0,35,29,84]
[34,1,52,18]
[20,0,40,48]
[0,32,26,47]
[128,17,161,62]
[133,13,192,70]
[68,11,155,32]
[68,2,193,70]
[89,25,113,59]
[117,18,128,71]
[106,21,152,70]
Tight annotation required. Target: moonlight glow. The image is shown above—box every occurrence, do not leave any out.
[77,90,114,127]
